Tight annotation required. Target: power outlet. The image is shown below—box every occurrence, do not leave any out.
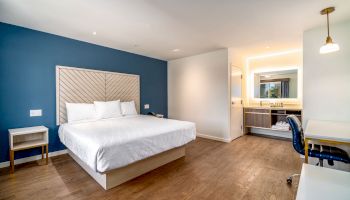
[144,104,150,109]
[30,109,42,117]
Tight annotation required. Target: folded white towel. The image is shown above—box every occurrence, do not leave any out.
[272,121,290,131]
[272,125,290,131]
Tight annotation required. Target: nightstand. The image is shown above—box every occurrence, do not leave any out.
[8,126,49,173]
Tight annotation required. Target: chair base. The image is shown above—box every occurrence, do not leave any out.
[287,159,323,184]
[316,159,323,167]
[286,174,300,184]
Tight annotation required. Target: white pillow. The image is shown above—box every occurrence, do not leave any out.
[94,100,122,119]
[66,103,97,123]
[121,101,138,115]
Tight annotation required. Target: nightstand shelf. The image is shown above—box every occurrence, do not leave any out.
[13,139,48,151]
[9,126,49,173]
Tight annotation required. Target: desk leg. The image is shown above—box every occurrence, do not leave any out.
[46,144,48,165]
[10,150,14,173]
[304,138,309,163]
[41,145,44,160]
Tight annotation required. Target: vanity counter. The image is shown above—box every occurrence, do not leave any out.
[244,105,303,111]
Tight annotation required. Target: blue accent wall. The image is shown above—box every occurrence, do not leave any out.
[0,22,167,162]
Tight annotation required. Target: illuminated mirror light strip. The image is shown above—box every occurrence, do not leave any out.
[245,49,303,105]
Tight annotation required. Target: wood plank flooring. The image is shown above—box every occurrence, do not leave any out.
[0,135,302,200]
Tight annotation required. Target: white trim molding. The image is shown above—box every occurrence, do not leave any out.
[0,149,68,169]
[196,133,232,143]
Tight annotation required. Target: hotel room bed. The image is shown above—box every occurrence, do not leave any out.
[58,115,196,173]
[56,66,196,189]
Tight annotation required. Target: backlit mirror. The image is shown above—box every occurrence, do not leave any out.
[253,69,298,99]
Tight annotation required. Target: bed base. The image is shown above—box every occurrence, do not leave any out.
[68,146,186,190]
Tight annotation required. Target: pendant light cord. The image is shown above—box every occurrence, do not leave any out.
[327,11,330,37]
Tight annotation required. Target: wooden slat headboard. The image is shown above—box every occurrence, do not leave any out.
[56,66,140,125]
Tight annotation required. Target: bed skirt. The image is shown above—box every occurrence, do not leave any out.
[68,146,186,190]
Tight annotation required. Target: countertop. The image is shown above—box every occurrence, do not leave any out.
[244,105,302,110]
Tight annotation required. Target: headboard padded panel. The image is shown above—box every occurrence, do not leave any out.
[56,66,140,125]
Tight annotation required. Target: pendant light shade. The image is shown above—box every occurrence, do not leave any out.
[320,43,340,54]
[320,39,340,54]
[319,7,339,54]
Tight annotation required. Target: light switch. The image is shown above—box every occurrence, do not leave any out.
[144,104,150,109]
[30,109,42,117]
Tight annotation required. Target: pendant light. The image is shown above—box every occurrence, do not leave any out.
[319,7,339,54]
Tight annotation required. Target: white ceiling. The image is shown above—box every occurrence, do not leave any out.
[1,0,350,60]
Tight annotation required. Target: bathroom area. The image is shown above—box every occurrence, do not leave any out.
[240,49,303,139]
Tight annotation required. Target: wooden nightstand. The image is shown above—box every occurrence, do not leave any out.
[8,126,49,173]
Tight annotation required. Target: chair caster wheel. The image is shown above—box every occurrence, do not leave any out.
[287,177,292,184]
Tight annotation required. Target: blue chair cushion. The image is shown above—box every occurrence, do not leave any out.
[308,144,350,164]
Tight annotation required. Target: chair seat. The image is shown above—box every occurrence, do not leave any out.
[308,144,350,164]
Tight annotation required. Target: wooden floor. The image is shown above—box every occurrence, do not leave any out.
[0,135,302,200]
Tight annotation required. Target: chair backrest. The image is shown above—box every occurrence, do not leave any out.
[286,115,305,155]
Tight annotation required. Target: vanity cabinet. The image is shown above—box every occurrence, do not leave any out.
[244,107,302,137]
[244,109,271,128]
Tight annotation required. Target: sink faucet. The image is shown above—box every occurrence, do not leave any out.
[269,102,284,107]
[260,101,268,107]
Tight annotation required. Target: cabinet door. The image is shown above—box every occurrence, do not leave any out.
[245,113,271,128]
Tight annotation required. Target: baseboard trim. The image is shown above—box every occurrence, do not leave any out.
[0,149,68,168]
[196,133,231,143]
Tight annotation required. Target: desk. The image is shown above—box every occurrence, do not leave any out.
[304,120,350,163]
[296,164,350,200]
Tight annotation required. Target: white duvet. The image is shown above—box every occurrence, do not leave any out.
[58,115,196,173]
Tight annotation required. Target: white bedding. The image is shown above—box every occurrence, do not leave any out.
[58,115,196,173]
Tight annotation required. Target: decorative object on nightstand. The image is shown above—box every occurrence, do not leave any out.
[8,126,49,173]
[147,112,164,118]
[155,114,164,118]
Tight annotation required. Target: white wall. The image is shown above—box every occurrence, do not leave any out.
[168,49,231,141]
[303,19,350,124]
[303,19,350,171]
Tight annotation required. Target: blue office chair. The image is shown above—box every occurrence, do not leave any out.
[286,115,350,184]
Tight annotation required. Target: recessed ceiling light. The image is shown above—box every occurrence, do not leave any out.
[172,49,180,52]
[92,31,97,35]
